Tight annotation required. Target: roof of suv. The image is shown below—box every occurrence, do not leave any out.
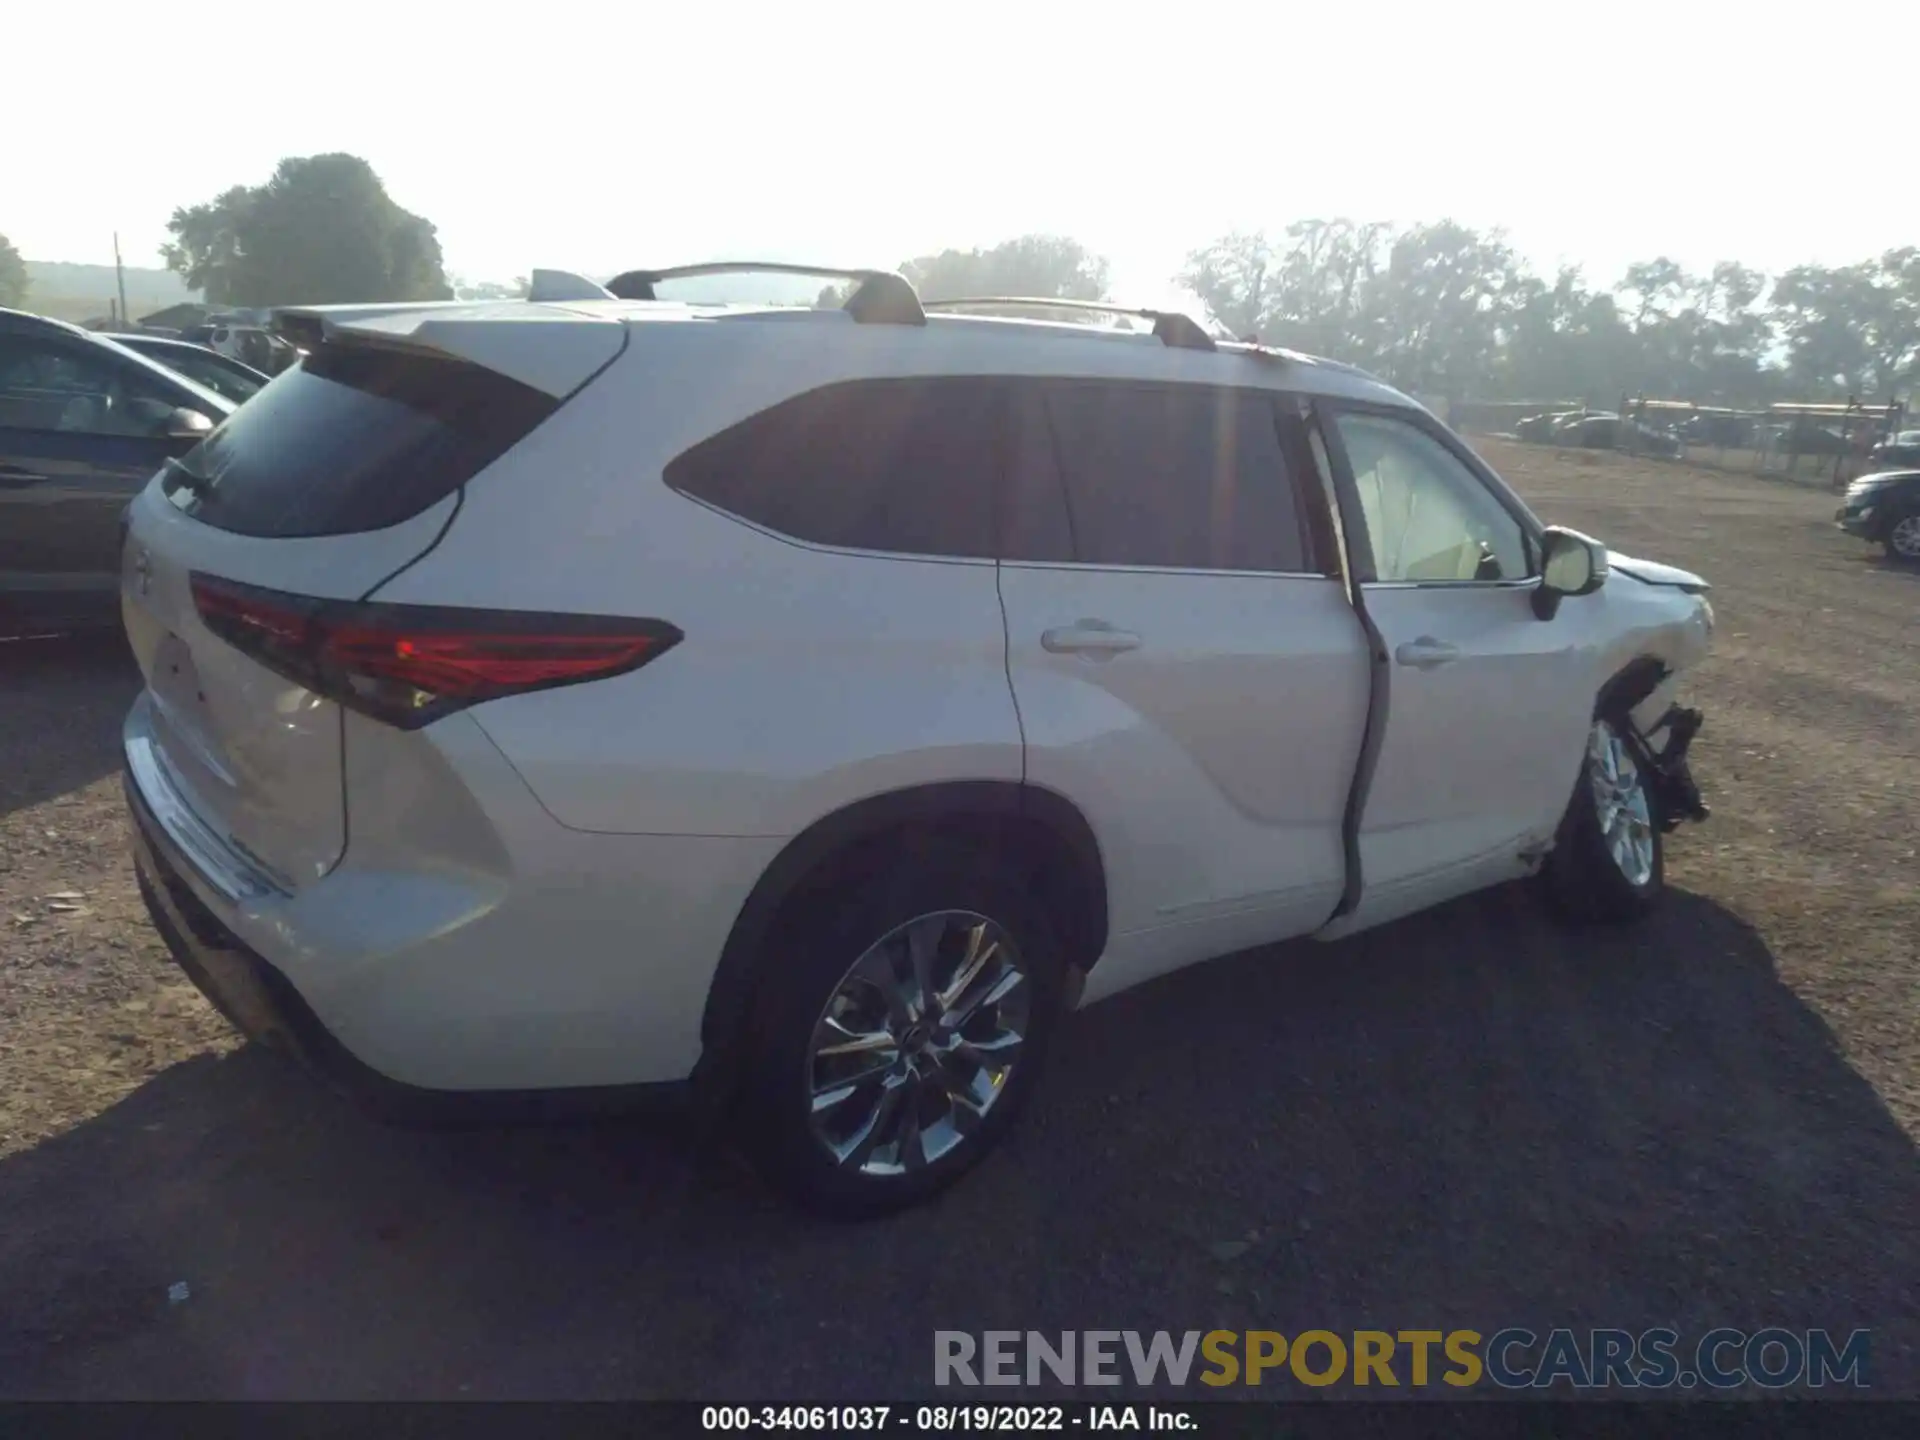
[269,265,1418,412]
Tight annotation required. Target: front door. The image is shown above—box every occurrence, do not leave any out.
[1317,406,1597,937]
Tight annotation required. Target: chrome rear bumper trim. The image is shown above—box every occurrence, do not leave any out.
[125,694,285,904]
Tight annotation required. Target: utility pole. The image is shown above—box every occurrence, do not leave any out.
[113,232,130,329]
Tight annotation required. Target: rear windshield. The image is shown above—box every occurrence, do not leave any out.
[164,343,559,538]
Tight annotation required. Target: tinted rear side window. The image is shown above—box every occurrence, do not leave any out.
[664,378,1003,559]
[167,344,558,538]
[1039,383,1315,573]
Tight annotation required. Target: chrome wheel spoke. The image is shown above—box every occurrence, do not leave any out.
[811,1054,899,1112]
[950,966,1023,1027]
[936,922,998,1013]
[1588,719,1655,888]
[834,1073,909,1169]
[942,1077,992,1132]
[895,1095,929,1172]
[954,1027,1023,1059]
[814,1015,895,1058]
[903,915,944,1018]
[873,939,917,1030]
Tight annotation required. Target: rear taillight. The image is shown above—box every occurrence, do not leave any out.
[189,574,680,730]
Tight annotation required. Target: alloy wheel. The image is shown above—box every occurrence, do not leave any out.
[1588,720,1656,887]
[806,911,1030,1177]
[1891,515,1920,559]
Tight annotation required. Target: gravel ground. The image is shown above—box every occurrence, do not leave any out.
[2,442,1917,1399]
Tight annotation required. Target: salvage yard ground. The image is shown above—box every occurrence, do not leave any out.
[2,440,1917,1398]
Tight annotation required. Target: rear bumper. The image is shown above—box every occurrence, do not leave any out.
[127,771,689,1122]
[121,689,780,1094]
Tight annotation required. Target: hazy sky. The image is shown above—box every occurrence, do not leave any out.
[8,0,1915,305]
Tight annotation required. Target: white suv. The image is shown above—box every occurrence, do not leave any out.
[120,264,1713,1216]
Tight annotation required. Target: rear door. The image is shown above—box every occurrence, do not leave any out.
[1316,404,1593,936]
[996,379,1370,1000]
[0,330,217,630]
[122,319,620,891]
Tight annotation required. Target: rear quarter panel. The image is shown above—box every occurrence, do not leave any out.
[366,339,1023,838]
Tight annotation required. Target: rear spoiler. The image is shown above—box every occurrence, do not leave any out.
[269,297,627,398]
[271,302,470,353]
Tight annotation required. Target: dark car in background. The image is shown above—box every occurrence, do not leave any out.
[1682,413,1756,448]
[1773,421,1852,457]
[177,322,302,376]
[1,309,234,638]
[1553,412,1684,458]
[1868,430,1920,470]
[1836,469,1920,563]
[106,333,271,406]
[1514,410,1579,443]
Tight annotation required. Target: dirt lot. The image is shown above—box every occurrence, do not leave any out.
[3,441,1917,1399]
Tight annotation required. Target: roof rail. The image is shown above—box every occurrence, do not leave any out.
[921,297,1217,352]
[601,262,925,325]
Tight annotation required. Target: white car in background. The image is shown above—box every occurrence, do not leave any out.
[119,265,1713,1217]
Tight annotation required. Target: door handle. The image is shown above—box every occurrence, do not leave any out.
[1394,637,1461,669]
[1041,620,1143,658]
[0,465,51,488]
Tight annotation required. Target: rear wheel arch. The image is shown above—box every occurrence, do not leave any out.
[696,781,1108,1093]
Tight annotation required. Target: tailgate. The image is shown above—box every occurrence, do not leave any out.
[117,310,620,891]
[122,484,458,888]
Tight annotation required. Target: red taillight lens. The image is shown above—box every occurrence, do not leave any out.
[190,574,680,730]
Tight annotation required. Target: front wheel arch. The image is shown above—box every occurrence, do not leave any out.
[1595,655,1671,724]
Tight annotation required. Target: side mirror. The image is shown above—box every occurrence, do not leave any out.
[1533,525,1608,620]
[164,407,215,442]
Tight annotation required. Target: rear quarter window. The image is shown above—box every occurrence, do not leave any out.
[168,343,558,538]
[663,377,1005,560]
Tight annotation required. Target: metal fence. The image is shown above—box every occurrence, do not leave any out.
[1460,395,1907,490]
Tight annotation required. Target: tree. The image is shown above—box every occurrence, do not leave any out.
[899,235,1109,303]
[1361,221,1523,398]
[1772,250,1920,400]
[815,235,1110,312]
[1177,220,1800,407]
[163,155,452,307]
[1496,265,1627,401]
[1619,257,1691,329]
[1179,222,1390,351]
[0,232,26,308]
[1179,231,1279,339]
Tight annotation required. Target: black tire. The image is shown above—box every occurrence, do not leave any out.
[1544,715,1666,924]
[735,837,1066,1219]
